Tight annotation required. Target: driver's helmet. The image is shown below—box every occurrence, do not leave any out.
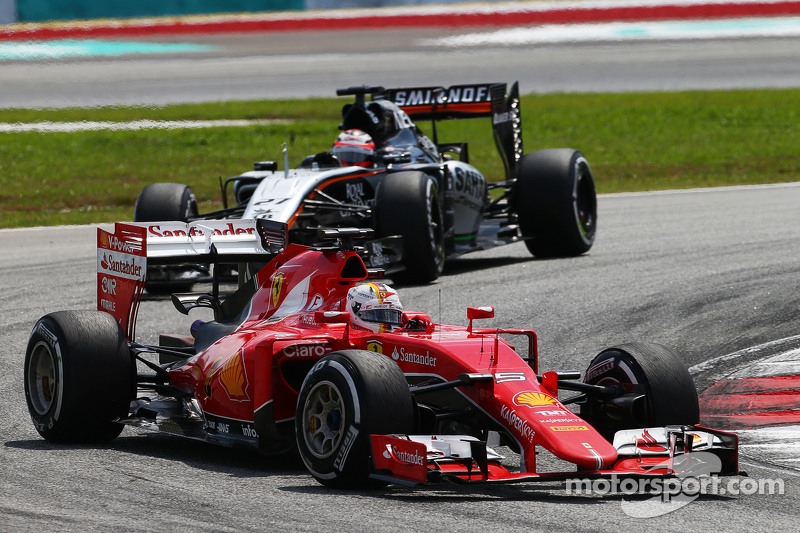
[332,129,375,168]
[346,282,403,333]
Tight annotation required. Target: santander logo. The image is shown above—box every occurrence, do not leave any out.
[386,445,425,466]
[99,252,144,279]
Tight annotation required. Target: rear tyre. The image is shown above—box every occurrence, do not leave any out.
[24,311,134,443]
[134,182,202,293]
[376,171,445,283]
[579,342,699,440]
[514,149,597,257]
[133,182,197,222]
[296,350,415,489]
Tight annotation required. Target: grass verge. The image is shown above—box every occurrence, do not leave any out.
[1,89,798,228]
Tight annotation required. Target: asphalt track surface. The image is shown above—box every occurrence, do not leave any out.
[2,184,800,531]
[2,26,800,107]
[3,4,800,531]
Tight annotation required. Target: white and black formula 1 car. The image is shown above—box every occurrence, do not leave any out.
[134,82,597,288]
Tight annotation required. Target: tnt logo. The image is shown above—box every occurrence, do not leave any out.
[101,277,117,296]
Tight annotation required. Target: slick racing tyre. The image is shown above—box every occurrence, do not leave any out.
[514,149,597,257]
[296,350,415,489]
[579,342,699,441]
[24,311,134,443]
[134,182,204,293]
[133,182,198,222]
[376,171,445,284]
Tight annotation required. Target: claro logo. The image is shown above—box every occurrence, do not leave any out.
[282,344,330,358]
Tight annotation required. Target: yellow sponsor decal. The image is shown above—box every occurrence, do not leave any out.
[219,350,250,402]
[271,272,285,307]
[513,391,557,407]
[550,425,590,432]
[204,356,224,398]
[366,340,383,354]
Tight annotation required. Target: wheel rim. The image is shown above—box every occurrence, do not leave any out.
[427,182,445,273]
[27,341,58,416]
[302,380,346,459]
[575,168,596,241]
[593,357,641,390]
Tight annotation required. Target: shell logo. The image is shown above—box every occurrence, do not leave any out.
[513,391,557,408]
[219,350,250,402]
[271,272,285,307]
[204,356,224,398]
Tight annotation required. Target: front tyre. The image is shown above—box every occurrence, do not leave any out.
[24,311,134,443]
[580,342,699,440]
[296,350,414,489]
[515,149,597,257]
[376,171,445,284]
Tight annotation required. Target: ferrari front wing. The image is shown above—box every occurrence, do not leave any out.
[369,425,739,487]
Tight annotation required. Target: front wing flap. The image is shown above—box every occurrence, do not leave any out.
[369,425,739,487]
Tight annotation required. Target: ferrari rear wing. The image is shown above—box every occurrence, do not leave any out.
[97,219,286,339]
[374,82,523,180]
[139,219,286,264]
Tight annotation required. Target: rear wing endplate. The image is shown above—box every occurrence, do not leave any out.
[97,219,286,339]
[375,82,523,180]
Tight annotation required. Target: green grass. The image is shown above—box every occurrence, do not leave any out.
[1,89,798,228]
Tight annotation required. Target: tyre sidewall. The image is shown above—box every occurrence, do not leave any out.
[134,182,197,222]
[582,342,699,433]
[420,175,445,277]
[24,311,133,442]
[376,172,445,282]
[296,356,367,485]
[515,149,596,256]
[568,154,596,248]
[295,350,414,488]
[25,316,68,437]
[584,349,648,391]
[133,183,199,292]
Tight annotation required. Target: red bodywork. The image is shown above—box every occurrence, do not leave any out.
[98,222,738,485]
[162,241,619,473]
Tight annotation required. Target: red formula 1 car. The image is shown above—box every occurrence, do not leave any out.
[24,221,738,488]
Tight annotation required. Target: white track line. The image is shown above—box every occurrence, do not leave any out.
[0,118,289,133]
